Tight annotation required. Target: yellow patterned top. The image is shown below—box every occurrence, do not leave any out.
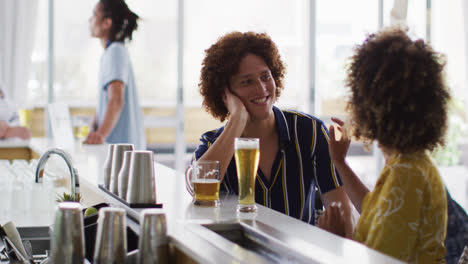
[355,152,447,263]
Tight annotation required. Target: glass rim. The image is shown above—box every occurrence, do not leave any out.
[234,137,259,149]
[193,160,219,165]
[234,137,259,141]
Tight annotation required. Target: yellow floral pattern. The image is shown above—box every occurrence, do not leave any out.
[355,152,447,263]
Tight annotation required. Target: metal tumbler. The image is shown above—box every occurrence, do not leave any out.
[138,210,169,264]
[103,144,116,189]
[126,151,156,204]
[118,150,133,200]
[110,144,134,195]
[50,202,85,264]
[93,207,127,264]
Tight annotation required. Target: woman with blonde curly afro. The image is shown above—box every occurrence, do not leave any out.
[318,27,450,263]
[191,31,354,232]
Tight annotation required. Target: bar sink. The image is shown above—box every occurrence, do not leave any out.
[187,220,322,264]
[8,226,198,264]
[17,226,50,258]
[127,239,199,264]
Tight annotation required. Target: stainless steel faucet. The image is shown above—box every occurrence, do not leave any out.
[35,148,80,198]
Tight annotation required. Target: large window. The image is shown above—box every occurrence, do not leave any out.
[315,0,379,117]
[431,0,468,211]
[27,1,468,116]
[184,0,309,109]
[25,2,468,209]
[383,0,427,38]
[27,0,48,106]
[28,0,177,107]
[432,0,466,104]
[30,0,309,108]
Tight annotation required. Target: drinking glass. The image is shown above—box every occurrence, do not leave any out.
[234,138,260,212]
[185,160,220,206]
[18,108,32,128]
[71,115,90,140]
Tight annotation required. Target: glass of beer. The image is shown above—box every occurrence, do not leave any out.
[72,115,91,140]
[185,160,220,206]
[234,138,260,212]
[18,108,32,128]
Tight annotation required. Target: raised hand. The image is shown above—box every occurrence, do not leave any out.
[223,88,249,128]
[328,117,351,164]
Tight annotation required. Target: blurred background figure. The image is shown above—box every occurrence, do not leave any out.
[0,83,31,140]
[84,0,146,149]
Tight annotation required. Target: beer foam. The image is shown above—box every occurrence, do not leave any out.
[193,179,220,184]
[235,138,259,149]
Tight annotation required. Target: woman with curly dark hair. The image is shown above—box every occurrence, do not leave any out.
[318,28,450,263]
[191,31,354,232]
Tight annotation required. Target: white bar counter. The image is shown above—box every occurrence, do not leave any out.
[0,138,403,264]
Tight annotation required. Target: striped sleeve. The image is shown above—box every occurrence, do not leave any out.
[313,121,342,194]
[192,132,213,163]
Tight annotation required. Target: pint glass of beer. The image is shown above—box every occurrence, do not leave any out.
[185,160,220,206]
[18,108,32,128]
[234,138,260,212]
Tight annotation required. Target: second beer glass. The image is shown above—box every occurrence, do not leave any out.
[234,138,260,212]
[185,160,220,206]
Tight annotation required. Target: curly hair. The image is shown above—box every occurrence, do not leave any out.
[199,31,286,122]
[345,27,450,153]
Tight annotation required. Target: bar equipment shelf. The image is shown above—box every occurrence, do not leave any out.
[98,184,163,209]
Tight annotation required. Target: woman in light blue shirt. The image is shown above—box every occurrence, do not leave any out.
[85,0,146,149]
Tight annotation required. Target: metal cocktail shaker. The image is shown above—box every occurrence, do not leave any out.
[118,150,133,200]
[93,207,127,264]
[50,202,85,264]
[138,210,168,264]
[126,151,156,204]
[103,144,116,189]
[110,144,134,195]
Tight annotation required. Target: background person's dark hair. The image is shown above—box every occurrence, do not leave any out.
[345,27,450,153]
[199,31,286,122]
[99,0,139,42]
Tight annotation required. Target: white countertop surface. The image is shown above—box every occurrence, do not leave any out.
[0,138,30,148]
[0,138,403,264]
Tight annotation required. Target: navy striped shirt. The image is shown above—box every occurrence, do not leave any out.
[193,106,342,224]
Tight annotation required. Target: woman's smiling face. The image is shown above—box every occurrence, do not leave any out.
[229,53,276,121]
